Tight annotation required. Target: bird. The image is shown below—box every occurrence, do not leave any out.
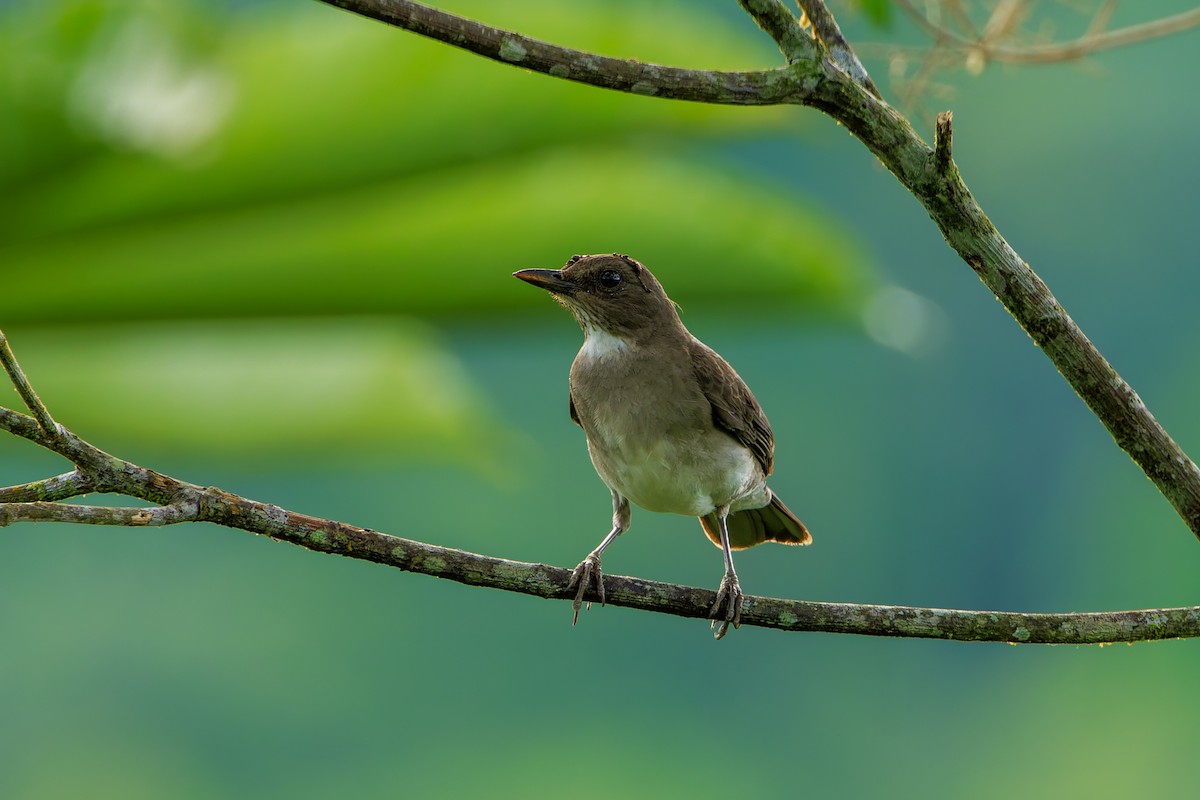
[513,253,810,638]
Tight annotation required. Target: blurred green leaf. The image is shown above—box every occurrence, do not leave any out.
[0,0,875,327]
[10,317,519,472]
[0,0,796,239]
[0,148,872,324]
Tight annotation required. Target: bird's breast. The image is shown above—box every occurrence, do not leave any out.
[570,339,765,516]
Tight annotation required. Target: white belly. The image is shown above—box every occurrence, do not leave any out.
[587,427,766,517]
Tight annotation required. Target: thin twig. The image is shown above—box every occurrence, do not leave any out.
[896,1,1200,65]
[897,0,959,44]
[1085,0,1119,40]
[0,330,57,435]
[979,0,1026,45]
[943,0,979,39]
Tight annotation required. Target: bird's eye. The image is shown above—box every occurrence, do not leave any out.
[599,270,622,289]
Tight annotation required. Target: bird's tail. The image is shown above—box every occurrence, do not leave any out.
[699,490,812,551]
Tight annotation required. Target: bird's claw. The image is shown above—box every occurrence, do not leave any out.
[566,553,605,625]
[708,572,744,640]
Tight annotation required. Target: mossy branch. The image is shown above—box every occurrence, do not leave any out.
[1,333,1197,644]
[320,0,808,105]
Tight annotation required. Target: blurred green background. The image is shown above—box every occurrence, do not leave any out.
[2,0,1199,797]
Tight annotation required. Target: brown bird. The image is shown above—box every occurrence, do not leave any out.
[514,253,810,638]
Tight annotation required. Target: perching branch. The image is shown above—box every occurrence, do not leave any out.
[0,338,1195,642]
[312,0,1200,539]
[0,334,1196,643]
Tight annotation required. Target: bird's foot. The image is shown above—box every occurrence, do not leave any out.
[566,553,605,625]
[708,572,744,640]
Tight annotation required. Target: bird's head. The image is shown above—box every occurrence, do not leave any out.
[513,253,680,337]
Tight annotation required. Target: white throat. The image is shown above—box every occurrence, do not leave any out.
[579,326,631,361]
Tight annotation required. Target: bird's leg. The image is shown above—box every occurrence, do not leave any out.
[567,492,630,625]
[709,507,744,640]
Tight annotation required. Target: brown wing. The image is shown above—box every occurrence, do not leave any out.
[688,338,774,475]
[569,391,581,428]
